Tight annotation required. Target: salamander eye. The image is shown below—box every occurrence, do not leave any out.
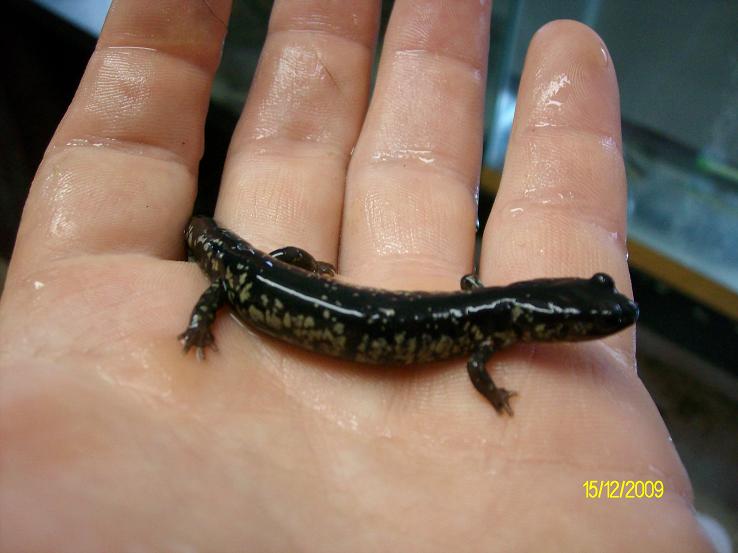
[591,273,614,288]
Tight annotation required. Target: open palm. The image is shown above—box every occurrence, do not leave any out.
[0,1,712,551]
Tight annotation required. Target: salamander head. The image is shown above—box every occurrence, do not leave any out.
[508,273,639,342]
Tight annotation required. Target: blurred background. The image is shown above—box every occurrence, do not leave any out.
[1,1,736,550]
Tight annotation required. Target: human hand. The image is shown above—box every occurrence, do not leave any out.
[0,1,713,551]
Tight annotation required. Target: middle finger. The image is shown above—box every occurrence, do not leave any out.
[340,0,492,289]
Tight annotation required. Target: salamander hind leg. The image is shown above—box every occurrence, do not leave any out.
[270,246,336,277]
[466,341,517,416]
[461,274,484,290]
[179,280,226,360]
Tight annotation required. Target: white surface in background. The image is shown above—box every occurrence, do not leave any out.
[697,512,733,553]
[33,0,111,36]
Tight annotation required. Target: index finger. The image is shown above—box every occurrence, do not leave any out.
[482,20,632,329]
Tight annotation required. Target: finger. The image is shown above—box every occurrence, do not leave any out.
[216,1,380,263]
[12,0,231,271]
[481,20,633,349]
[472,23,691,505]
[339,0,492,289]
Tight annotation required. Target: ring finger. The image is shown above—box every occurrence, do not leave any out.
[216,0,381,262]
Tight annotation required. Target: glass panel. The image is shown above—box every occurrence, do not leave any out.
[33,0,111,36]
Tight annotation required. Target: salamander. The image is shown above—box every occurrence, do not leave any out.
[179,216,638,415]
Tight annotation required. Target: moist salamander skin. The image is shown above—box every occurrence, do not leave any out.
[179,216,639,415]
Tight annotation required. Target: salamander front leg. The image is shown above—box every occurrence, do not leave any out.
[461,273,484,290]
[269,246,336,277]
[179,280,226,360]
[467,341,517,416]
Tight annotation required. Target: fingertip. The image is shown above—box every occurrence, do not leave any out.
[532,19,612,69]
[517,19,620,146]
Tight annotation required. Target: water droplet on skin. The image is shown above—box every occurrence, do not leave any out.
[371,149,436,164]
[538,73,571,110]
[599,45,609,66]
[600,135,618,151]
[473,181,481,231]
[228,312,247,328]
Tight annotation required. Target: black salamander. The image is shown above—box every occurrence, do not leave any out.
[179,216,638,415]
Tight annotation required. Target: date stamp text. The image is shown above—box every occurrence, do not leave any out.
[583,480,664,499]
